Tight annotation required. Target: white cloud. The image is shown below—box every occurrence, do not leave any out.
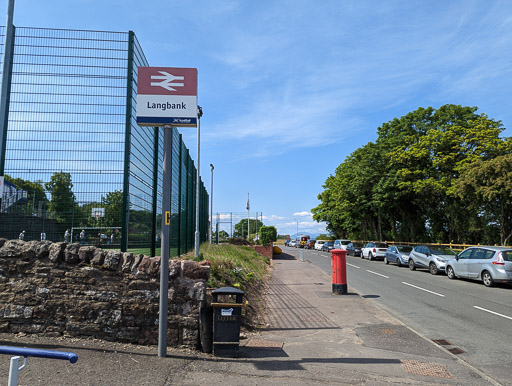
[293,211,312,217]
[262,214,286,221]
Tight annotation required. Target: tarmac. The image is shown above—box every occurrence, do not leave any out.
[0,251,503,385]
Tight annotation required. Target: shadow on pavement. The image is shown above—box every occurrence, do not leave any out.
[272,252,296,260]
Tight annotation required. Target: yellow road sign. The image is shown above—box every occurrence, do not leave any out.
[165,211,171,225]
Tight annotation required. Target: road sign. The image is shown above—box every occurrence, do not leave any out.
[136,67,198,127]
[165,211,171,225]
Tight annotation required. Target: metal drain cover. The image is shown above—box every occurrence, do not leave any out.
[432,339,452,346]
[401,360,452,379]
[448,347,466,355]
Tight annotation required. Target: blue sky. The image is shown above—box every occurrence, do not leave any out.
[3,0,512,236]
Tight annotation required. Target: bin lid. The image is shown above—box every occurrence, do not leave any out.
[212,286,245,295]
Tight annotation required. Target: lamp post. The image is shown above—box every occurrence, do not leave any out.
[246,193,250,241]
[209,163,214,244]
[194,106,203,257]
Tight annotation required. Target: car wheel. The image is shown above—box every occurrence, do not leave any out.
[368,253,373,261]
[397,259,402,267]
[429,262,439,275]
[446,266,456,280]
[384,257,389,264]
[482,271,495,287]
[360,253,364,259]
[408,259,416,271]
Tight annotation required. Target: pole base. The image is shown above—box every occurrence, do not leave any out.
[332,283,347,295]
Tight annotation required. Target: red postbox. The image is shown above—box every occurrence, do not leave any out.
[331,249,347,294]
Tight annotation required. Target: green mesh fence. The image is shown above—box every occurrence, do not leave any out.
[0,26,208,256]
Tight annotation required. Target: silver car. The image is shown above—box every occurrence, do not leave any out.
[445,246,512,287]
[408,245,457,275]
[384,245,412,267]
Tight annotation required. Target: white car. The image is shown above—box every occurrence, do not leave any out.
[314,240,325,250]
[334,239,351,249]
[361,242,388,260]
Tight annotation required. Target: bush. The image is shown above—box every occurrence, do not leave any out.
[259,226,277,246]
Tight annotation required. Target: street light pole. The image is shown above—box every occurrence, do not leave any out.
[194,106,203,257]
[209,163,214,244]
[246,193,250,241]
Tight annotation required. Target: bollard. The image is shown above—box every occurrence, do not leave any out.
[330,249,347,294]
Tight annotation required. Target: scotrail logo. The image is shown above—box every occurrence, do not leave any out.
[150,71,184,92]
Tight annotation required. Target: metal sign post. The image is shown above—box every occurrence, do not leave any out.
[136,67,198,357]
[158,124,172,357]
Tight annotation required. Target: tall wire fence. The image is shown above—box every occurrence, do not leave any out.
[0,26,208,256]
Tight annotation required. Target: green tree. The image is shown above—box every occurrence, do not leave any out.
[259,226,277,246]
[44,172,76,225]
[102,190,124,227]
[233,218,264,239]
[214,230,229,240]
[455,152,512,245]
[313,104,510,244]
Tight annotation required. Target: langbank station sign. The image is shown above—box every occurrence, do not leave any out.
[136,67,198,127]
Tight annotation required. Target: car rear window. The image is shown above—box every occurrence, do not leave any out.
[376,243,388,248]
[501,251,512,261]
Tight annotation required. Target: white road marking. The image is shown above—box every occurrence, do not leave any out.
[402,282,445,297]
[473,306,512,321]
[347,263,360,269]
[367,270,389,278]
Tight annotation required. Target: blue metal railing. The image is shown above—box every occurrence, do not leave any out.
[0,345,78,385]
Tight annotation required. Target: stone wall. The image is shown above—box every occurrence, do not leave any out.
[0,239,210,348]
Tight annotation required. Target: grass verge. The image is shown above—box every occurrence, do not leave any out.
[182,242,271,329]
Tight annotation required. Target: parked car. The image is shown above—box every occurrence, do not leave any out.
[322,241,334,252]
[284,239,291,247]
[385,245,413,266]
[288,240,297,247]
[445,246,512,287]
[361,242,388,260]
[314,240,326,250]
[304,239,316,249]
[333,239,351,250]
[408,245,457,275]
[346,242,364,257]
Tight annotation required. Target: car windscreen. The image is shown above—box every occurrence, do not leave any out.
[397,246,412,253]
[353,242,364,248]
[431,246,457,255]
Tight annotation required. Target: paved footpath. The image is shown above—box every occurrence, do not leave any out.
[0,252,502,385]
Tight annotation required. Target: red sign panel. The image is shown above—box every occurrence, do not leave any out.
[138,67,197,96]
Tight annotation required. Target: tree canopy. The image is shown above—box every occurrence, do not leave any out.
[313,104,511,245]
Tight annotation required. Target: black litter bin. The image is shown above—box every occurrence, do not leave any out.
[212,287,244,357]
